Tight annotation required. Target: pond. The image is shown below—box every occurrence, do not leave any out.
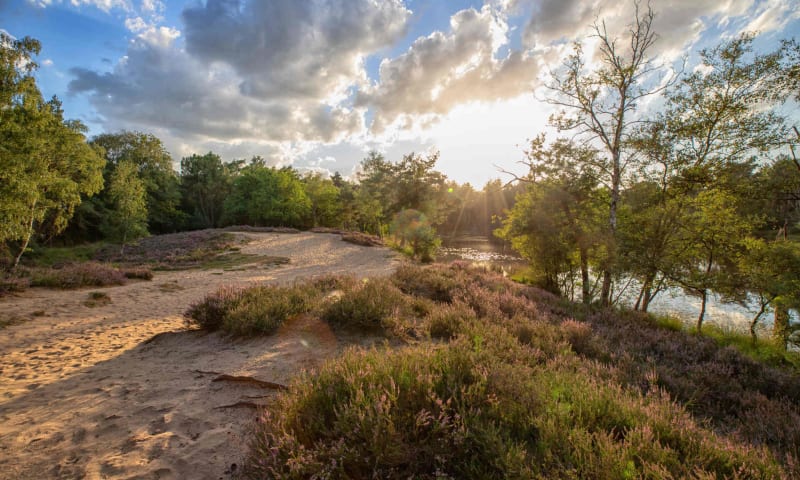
[438,235,777,333]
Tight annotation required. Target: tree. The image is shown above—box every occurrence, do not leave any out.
[103,160,148,253]
[663,33,787,193]
[180,152,236,229]
[357,150,448,230]
[92,131,183,234]
[546,3,665,305]
[739,238,800,346]
[223,162,310,228]
[0,33,104,268]
[303,173,342,228]
[498,137,606,300]
[668,190,751,333]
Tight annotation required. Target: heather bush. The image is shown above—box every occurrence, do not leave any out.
[392,264,462,303]
[244,337,787,479]
[29,262,127,288]
[186,282,324,335]
[578,308,800,460]
[180,262,800,473]
[94,229,241,268]
[121,266,154,280]
[0,274,29,296]
[322,278,415,335]
[426,302,475,339]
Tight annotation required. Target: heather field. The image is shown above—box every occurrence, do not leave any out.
[187,263,800,479]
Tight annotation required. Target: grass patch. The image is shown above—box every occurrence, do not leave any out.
[698,323,800,370]
[23,243,105,267]
[182,263,800,476]
[199,253,289,271]
[94,230,244,269]
[245,338,787,479]
[84,291,111,307]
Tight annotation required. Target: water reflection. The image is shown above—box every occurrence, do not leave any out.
[439,236,780,332]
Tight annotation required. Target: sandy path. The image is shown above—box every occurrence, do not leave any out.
[0,232,399,480]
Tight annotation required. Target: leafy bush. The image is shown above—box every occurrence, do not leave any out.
[29,262,127,289]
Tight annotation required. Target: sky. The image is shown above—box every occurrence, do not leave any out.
[2,0,799,186]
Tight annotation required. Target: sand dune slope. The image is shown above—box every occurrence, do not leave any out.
[0,233,398,480]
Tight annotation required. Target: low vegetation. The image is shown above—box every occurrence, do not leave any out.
[187,264,800,478]
[83,291,111,307]
[93,230,242,269]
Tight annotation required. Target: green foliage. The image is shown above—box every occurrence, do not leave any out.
[356,151,449,234]
[303,173,342,227]
[0,33,105,267]
[223,161,310,228]
[102,160,148,251]
[180,152,236,229]
[92,131,183,234]
[497,137,606,299]
[390,209,440,262]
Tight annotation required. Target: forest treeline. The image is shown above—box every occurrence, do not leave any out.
[0,30,518,264]
[2,8,800,349]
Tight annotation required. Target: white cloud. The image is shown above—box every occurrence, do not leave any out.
[27,0,130,12]
[136,25,179,47]
[358,6,542,133]
[42,58,54,66]
[70,0,412,147]
[124,16,147,33]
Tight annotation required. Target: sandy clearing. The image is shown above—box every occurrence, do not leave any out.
[0,232,399,480]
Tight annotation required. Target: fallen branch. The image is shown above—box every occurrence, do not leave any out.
[193,370,288,390]
[213,401,266,410]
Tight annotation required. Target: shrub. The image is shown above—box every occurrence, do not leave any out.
[29,262,127,289]
[186,283,321,336]
[121,267,154,280]
[84,291,111,307]
[392,264,461,303]
[0,274,29,297]
[322,278,413,335]
[426,302,475,339]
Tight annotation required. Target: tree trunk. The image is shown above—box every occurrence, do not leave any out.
[12,202,37,270]
[697,289,707,333]
[774,305,790,351]
[600,270,612,307]
[580,246,590,304]
[642,284,653,313]
[634,283,645,311]
[750,300,767,345]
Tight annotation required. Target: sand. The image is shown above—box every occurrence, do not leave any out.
[0,232,399,480]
